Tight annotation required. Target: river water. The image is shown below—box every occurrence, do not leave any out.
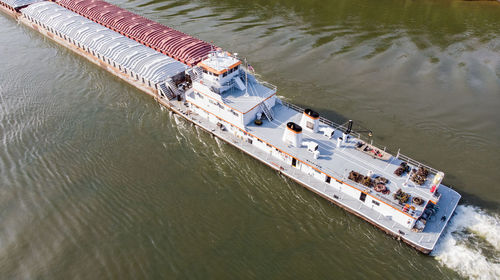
[1,0,500,279]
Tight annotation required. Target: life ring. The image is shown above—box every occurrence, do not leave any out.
[374,183,386,192]
[412,196,423,205]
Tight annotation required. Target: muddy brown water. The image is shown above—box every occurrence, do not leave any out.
[1,0,499,279]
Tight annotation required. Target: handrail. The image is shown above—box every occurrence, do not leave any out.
[280,99,442,176]
[395,153,439,175]
[343,173,416,215]
[243,69,277,91]
[281,100,358,135]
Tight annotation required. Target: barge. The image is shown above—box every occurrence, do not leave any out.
[0,0,461,254]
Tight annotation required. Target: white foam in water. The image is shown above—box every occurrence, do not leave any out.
[433,205,500,279]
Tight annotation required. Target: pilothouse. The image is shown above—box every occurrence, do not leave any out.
[187,50,278,130]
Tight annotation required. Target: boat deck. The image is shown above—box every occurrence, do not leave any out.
[247,103,438,214]
[222,82,275,113]
[169,98,460,252]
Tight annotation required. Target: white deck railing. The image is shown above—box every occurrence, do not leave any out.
[280,99,441,175]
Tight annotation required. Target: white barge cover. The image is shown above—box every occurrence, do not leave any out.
[1,0,44,9]
[22,1,187,84]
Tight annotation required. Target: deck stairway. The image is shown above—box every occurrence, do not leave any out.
[167,79,181,99]
[159,83,175,100]
[260,102,274,121]
[188,67,203,82]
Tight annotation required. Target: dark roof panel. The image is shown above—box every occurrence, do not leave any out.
[53,0,217,65]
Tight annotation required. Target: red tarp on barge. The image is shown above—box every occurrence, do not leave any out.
[52,0,216,66]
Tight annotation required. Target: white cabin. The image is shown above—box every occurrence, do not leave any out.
[186,51,277,130]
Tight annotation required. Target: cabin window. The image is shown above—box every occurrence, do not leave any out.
[291,158,297,167]
[326,176,331,183]
[372,200,380,206]
[209,99,221,107]
[359,192,367,202]
[223,72,227,77]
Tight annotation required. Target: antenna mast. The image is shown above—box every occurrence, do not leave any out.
[245,57,248,96]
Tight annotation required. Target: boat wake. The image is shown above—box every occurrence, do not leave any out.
[432,205,500,279]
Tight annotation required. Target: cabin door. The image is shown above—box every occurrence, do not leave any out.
[359,192,367,202]
[291,158,297,167]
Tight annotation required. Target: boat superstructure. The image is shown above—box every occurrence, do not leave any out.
[0,0,461,254]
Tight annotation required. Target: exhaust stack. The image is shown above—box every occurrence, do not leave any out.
[300,109,320,133]
[283,122,303,147]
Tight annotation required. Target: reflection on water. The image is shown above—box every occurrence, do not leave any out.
[1,0,500,279]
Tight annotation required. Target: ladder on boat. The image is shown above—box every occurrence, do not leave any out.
[260,102,274,121]
[188,67,203,81]
[167,79,182,97]
[159,83,175,100]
